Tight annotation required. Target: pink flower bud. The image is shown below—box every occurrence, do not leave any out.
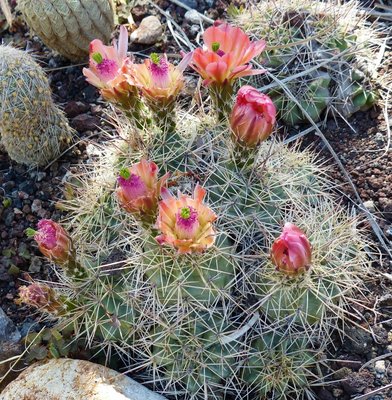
[17,282,63,314]
[31,220,73,265]
[116,159,169,219]
[188,21,266,86]
[271,223,312,276]
[155,184,217,254]
[230,85,276,147]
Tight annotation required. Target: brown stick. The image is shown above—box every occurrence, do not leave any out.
[0,0,12,27]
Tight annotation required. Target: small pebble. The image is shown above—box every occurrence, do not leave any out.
[375,360,386,376]
[363,200,375,213]
[185,9,202,24]
[130,16,163,45]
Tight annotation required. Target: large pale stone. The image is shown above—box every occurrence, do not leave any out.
[1,358,167,400]
[130,16,163,45]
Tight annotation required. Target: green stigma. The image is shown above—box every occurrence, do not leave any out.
[150,53,160,65]
[119,168,131,180]
[26,228,37,237]
[92,52,103,64]
[211,42,220,52]
[180,207,191,219]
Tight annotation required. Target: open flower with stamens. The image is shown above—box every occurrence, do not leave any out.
[83,26,137,108]
[230,85,276,147]
[271,223,312,276]
[155,185,217,254]
[189,21,266,86]
[130,52,192,107]
[17,282,64,314]
[117,159,169,220]
[27,220,73,265]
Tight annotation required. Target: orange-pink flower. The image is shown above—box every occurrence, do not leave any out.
[230,85,276,147]
[116,159,169,219]
[271,223,312,276]
[155,185,217,254]
[31,220,73,265]
[130,52,192,105]
[189,21,266,86]
[83,26,136,106]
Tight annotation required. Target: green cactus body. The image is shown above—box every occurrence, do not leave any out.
[242,333,315,399]
[151,313,238,398]
[21,20,374,397]
[0,46,72,166]
[17,0,115,61]
[143,234,236,306]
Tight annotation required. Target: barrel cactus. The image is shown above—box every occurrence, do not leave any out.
[0,46,73,166]
[17,22,372,399]
[229,0,383,124]
[17,0,116,61]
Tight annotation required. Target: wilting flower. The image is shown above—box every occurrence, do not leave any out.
[116,159,169,219]
[155,185,217,254]
[189,21,266,86]
[83,26,136,107]
[230,85,276,147]
[130,52,192,106]
[27,220,73,265]
[271,223,312,276]
[17,282,64,314]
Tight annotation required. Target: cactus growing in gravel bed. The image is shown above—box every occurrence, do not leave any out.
[17,22,372,400]
[17,0,115,61]
[229,0,385,124]
[0,46,73,166]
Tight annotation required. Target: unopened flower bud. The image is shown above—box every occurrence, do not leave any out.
[271,223,312,276]
[230,85,276,147]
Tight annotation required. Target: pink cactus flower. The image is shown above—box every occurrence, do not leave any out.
[155,184,217,254]
[130,52,192,105]
[230,85,276,147]
[271,223,312,276]
[188,21,266,86]
[31,220,73,265]
[116,159,169,218]
[17,282,63,314]
[83,26,135,105]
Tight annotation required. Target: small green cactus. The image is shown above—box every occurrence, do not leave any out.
[17,0,116,61]
[0,46,73,166]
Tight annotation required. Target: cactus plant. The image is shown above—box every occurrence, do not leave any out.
[0,46,73,166]
[16,23,373,400]
[17,0,116,61]
[229,0,383,124]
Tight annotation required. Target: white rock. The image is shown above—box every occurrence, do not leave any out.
[375,360,386,375]
[184,9,202,24]
[363,200,375,213]
[1,358,167,400]
[130,16,163,45]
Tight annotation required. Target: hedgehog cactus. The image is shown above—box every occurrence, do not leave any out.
[16,22,372,400]
[17,0,115,61]
[229,0,382,124]
[0,46,72,166]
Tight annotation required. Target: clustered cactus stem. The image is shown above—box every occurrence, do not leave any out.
[0,46,73,166]
[16,18,373,400]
